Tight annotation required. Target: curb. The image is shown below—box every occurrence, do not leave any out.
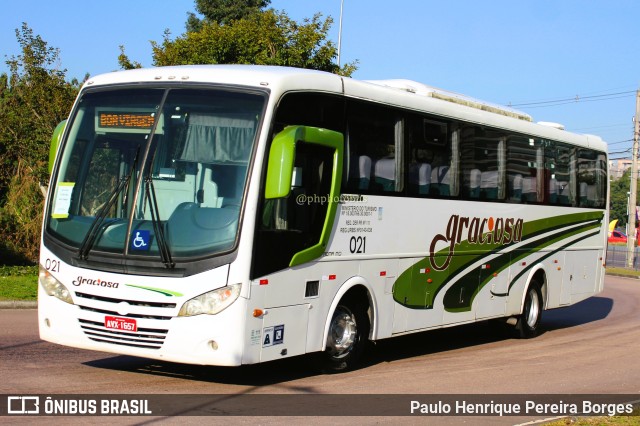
[0,300,37,309]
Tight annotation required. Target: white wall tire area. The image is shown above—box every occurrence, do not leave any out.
[516,280,543,338]
[321,296,370,373]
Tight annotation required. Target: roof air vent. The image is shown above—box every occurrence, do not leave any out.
[537,121,565,130]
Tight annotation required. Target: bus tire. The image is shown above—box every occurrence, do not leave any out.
[321,297,370,373]
[515,281,543,338]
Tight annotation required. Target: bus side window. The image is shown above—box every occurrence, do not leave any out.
[577,149,607,208]
[409,162,432,195]
[405,116,455,198]
[373,155,396,192]
[507,137,542,204]
[346,101,401,194]
[545,142,573,206]
[460,126,503,201]
[349,154,372,190]
[431,162,451,196]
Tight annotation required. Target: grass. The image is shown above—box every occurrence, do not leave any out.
[605,267,640,278]
[0,265,38,300]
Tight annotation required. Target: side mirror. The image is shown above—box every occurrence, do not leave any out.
[265,126,343,199]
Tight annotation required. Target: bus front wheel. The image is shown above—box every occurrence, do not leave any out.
[516,281,543,338]
[321,297,370,373]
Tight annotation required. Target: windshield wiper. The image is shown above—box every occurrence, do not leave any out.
[78,148,140,260]
[145,176,174,268]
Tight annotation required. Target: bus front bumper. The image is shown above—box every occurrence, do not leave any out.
[38,286,249,367]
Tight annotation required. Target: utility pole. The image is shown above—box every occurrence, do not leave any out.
[626,90,640,268]
[337,0,344,68]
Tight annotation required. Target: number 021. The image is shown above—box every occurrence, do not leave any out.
[44,258,60,272]
[349,236,366,254]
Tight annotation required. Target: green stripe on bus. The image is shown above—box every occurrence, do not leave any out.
[442,223,602,312]
[393,211,604,310]
[125,284,183,297]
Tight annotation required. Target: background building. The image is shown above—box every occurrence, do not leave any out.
[610,159,633,180]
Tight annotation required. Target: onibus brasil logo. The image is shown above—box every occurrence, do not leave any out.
[429,214,524,271]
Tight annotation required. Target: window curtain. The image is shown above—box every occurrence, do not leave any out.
[569,149,577,205]
[449,128,460,196]
[394,118,404,192]
[497,137,506,199]
[180,113,256,164]
[536,146,545,202]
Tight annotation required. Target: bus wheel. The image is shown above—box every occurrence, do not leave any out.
[516,281,543,338]
[322,298,369,373]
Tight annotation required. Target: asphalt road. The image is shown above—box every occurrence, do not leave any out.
[1,275,639,425]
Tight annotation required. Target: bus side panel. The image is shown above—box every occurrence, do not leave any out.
[559,250,573,306]
[357,258,398,340]
[254,259,370,358]
[391,258,445,333]
[259,304,309,363]
[570,249,602,302]
[441,296,475,326]
[545,253,567,309]
[597,248,606,293]
[474,268,508,320]
[505,269,531,318]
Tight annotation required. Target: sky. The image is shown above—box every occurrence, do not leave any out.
[1,0,639,159]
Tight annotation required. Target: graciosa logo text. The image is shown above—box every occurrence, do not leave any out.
[429,215,524,271]
[72,276,120,288]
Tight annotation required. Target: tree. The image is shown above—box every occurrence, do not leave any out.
[0,23,79,263]
[187,0,271,31]
[118,45,142,70]
[119,2,357,76]
[609,169,636,229]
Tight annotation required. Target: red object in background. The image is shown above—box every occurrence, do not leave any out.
[608,230,628,244]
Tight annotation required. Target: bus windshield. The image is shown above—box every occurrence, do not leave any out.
[46,87,265,261]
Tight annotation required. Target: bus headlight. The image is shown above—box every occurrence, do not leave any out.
[39,266,73,304]
[178,283,241,316]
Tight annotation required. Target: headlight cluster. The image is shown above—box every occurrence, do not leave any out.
[39,265,73,304]
[178,283,241,317]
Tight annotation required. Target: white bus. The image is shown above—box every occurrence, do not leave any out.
[39,65,608,372]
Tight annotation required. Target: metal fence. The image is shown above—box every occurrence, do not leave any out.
[606,245,640,270]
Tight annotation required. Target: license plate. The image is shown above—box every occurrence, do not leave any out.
[105,316,137,332]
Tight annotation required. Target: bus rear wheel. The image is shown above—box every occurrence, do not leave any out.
[321,298,369,373]
[516,281,543,338]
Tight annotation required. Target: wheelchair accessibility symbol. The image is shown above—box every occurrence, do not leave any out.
[130,230,151,251]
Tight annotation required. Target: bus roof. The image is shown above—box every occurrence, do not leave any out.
[84,65,607,153]
[84,64,342,92]
[364,79,534,122]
